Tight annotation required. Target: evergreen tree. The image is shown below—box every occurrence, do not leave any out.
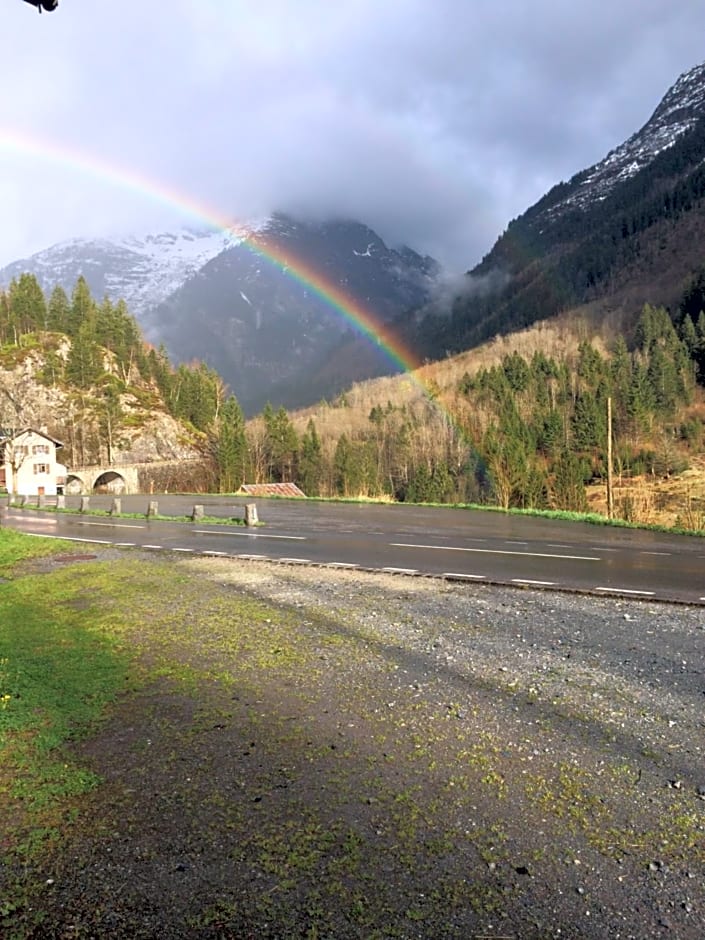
[535,408,563,456]
[333,434,373,496]
[37,348,64,386]
[695,311,705,383]
[299,419,323,496]
[576,341,605,389]
[647,344,681,414]
[0,290,10,345]
[502,351,530,392]
[47,285,70,332]
[68,276,96,336]
[679,268,705,325]
[333,433,353,496]
[66,321,103,389]
[626,362,656,431]
[409,460,455,503]
[214,395,247,493]
[97,378,123,464]
[9,273,46,335]
[263,405,299,482]
[406,462,433,502]
[572,393,604,449]
[680,313,698,356]
[551,449,588,512]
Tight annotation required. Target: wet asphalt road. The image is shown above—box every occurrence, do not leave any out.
[2,494,704,606]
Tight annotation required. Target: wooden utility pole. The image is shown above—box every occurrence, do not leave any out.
[606,395,614,519]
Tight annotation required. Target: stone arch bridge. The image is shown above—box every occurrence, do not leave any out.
[66,460,202,496]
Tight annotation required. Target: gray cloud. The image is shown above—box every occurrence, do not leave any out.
[2,1,705,271]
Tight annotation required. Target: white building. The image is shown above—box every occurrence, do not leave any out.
[0,428,67,497]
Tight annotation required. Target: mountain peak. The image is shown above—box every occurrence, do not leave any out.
[549,60,705,217]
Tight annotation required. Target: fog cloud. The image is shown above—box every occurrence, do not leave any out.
[1,1,704,271]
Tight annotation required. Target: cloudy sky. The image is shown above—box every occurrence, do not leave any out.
[1,0,705,271]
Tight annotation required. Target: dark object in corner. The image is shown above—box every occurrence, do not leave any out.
[23,0,59,12]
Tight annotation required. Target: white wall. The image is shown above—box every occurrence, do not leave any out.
[2,430,64,496]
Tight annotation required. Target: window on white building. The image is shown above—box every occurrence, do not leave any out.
[33,463,50,474]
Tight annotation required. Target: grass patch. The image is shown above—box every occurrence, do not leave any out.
[0,528,75,573]
[8,504,256,527]
[0,532,135,860]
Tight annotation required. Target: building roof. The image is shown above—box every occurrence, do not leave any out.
[0,427,63,448]
[238,482,306,498]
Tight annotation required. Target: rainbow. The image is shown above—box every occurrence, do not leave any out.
[0,129,425,378]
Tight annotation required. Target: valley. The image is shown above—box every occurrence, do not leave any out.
[2,62,705,535]
[4,15,705,938]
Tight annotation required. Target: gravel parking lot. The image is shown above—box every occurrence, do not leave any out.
[8,552,705,938]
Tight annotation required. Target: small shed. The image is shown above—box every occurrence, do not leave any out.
[237,482,306,498]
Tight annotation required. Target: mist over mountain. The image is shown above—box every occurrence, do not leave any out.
[414,60,705,357]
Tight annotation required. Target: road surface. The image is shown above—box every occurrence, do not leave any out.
[2,495,704,605]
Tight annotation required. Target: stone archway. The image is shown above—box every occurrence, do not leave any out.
[92,470,127,495]
[65,474,86,495]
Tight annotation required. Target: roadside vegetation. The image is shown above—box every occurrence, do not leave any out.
[0,532,131,890]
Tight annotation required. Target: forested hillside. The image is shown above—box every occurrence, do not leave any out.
[271,290,705,528]
[0,273,236,488]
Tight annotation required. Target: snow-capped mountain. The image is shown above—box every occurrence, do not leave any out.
[148,213,440,413]
[417,59,705,359]
[551,61,705,216]
[0,226,248,316]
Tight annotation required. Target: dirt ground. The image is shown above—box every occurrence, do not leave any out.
[2,551,705,939]
[586,454,705,530]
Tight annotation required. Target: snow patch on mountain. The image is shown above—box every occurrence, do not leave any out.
[552,61,705,215]
[0,225,257,318]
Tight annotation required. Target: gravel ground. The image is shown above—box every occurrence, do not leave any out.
[4,552,705,938]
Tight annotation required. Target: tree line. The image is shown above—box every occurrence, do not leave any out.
[1,272,704,511]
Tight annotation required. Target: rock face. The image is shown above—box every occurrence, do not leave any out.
[0,347,205,477]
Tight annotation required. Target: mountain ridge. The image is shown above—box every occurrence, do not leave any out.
[0,226,248,318]
[412,58,705,360]
[143,213,440,413]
